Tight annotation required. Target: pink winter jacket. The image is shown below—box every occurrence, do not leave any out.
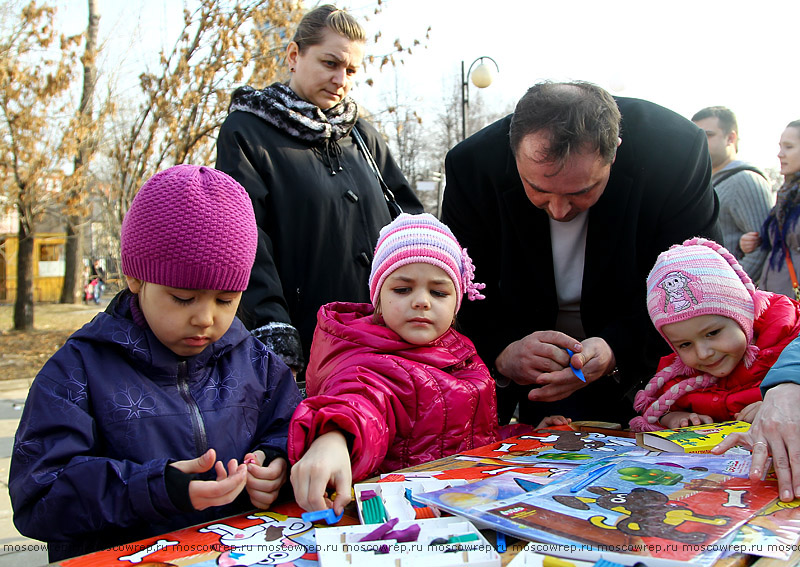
[288,302,499,481]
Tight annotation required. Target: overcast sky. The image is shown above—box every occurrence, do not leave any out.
[56,0,799,171]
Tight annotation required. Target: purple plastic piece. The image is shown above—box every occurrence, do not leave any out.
[360,489,378,500]
[358,518,399,542]
[387,524,421,543]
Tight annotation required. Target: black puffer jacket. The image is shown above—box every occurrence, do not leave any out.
[216,110,421,369]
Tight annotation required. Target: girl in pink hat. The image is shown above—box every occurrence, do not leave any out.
[288,213,569,514]
[630,237,800,432]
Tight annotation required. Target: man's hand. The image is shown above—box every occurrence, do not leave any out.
[495,331,583,386]
[735,401,762,424]
[525,337,616,403]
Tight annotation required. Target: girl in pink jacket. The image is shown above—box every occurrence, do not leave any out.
[630,237,800,432]
[288,213,568,513]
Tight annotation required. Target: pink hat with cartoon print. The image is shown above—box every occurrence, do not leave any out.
[646,237,757,349]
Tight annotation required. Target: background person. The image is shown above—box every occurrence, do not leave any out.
[629,238,800,431]
[691,106,773,281]
[9,166,302,561]
[442,81,721,426]
[90,258,106,304]
[740,120,800,298]
[216,4,422,375]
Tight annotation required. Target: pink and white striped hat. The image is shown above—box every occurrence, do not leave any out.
[646,237,757,350]
[631,237,759,432]
[368,213,485,311]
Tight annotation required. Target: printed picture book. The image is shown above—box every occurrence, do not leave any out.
[729,495,800,560]
[619,452,753,477]
[470,458,780,567]
[454,430,646,466]
[413,470,562,528]
[379,461,574,483]
[636,420,750,453]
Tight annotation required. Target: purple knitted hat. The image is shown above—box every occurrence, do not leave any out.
[121,165,257,291]
[368,213,485,311]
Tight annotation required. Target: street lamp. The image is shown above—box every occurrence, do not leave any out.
[461,56,499,141]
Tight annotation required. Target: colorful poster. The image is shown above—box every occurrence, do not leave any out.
[60,506,343,567]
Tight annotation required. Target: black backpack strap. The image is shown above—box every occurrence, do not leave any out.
[712,165,768,188]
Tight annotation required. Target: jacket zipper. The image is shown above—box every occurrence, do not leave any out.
[177,360,208,457]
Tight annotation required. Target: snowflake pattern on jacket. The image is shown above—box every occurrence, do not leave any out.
[9,290,302,561]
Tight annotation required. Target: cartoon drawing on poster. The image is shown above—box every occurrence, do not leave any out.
[198,513,315,566]
[459,431,644,466]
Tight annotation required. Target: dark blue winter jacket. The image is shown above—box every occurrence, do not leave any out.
[9,290,302,561]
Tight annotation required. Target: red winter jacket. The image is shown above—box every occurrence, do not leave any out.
[288,302,498,481]
[649,291,800,421]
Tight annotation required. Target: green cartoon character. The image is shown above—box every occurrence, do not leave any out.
[537,452,593,461]
[617,466,683,485]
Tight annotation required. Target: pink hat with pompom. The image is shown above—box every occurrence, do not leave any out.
[368,213,485,312]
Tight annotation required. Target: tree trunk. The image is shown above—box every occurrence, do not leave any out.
[14,221,34,331]
[61,216,84,303]
[61,0,99,304]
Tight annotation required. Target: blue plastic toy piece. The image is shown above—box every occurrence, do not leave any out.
[566,348,586,382]
[301,508,344,525]
[496,531,506,553]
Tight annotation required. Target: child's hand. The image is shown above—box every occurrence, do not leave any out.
[659,411,713,430]
[735,401,762,423]
[536,415,572,428]
[290,430,352,515]
[243,450,288,509]
[170,448,247,511]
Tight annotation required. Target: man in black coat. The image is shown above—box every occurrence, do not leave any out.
[442,81,722,426]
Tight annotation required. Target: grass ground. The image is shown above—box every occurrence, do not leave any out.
[0,301,105,381]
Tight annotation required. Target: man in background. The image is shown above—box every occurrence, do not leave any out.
[692,106,773,281]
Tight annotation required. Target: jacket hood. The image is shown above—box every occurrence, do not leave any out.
[70,290,252,380]
[309,302,478,381]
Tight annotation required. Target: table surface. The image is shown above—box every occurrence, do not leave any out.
[49,426,800,567]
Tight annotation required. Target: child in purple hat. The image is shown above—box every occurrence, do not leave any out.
[630,237,800,432]
[9,165,302,561]
[287,213,569,514]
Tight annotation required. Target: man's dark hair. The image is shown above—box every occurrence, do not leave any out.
[509,81,621,168]
[691,106,738,136]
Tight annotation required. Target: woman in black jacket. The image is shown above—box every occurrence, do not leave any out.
[216,5,422,373]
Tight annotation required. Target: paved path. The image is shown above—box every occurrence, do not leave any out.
[0,378,49,566]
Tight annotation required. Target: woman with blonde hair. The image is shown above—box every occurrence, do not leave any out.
[216,5,422,374]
